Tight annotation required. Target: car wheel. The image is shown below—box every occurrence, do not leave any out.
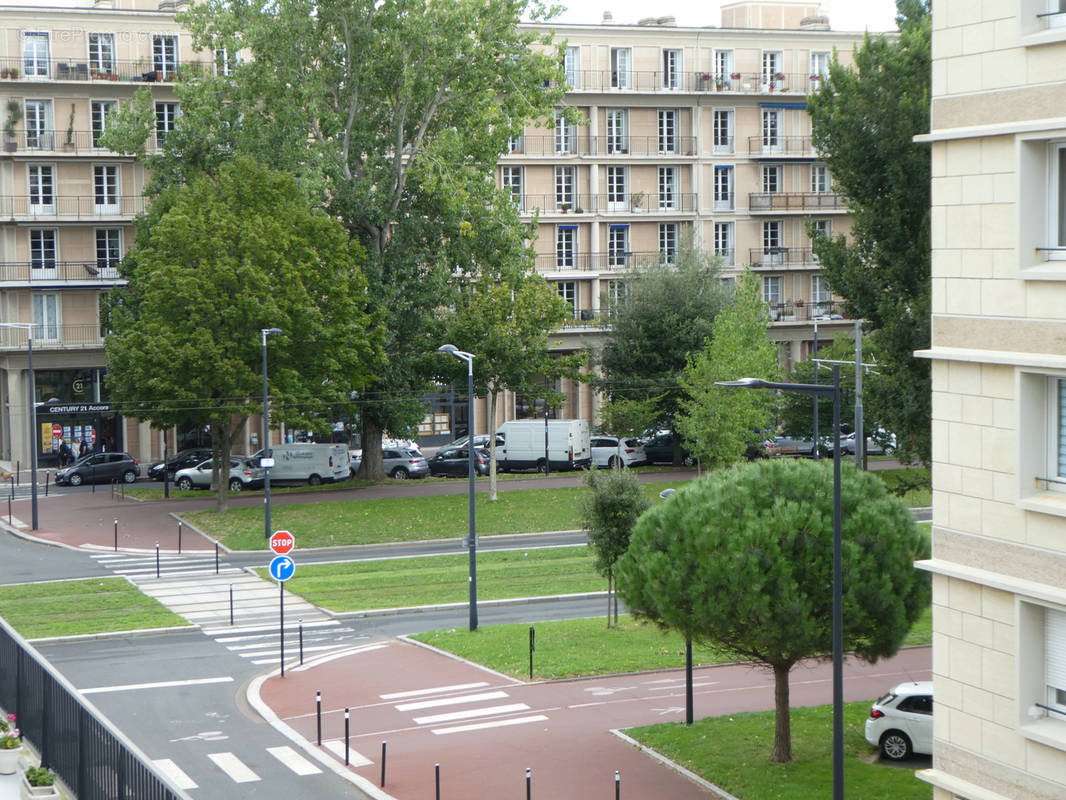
[536,459,548,474]
[682,454,695,467]
[879,730,913,761]
[69,472,83,487]
[391,467,409,480]
[176,477,193,491]
[228,478,243,492]
[607,456,619,468]
[308,474,322,486]
[122,470,136,484]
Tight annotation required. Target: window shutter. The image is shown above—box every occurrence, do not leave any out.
[1046,607,1066,694]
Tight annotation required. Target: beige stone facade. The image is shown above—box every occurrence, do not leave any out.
[918,0,1066,797]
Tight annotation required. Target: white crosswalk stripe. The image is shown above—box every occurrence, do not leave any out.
[155,744,332,786]
[384,682,549,734]
[208,752,260,783]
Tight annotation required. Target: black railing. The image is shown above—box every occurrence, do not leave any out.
[0,261,126,285]
[535,249,672,272]
[767,300,846,322]
[559,70,825,94]
[0,195,147,219]
[0,55,211,84]
[748,247,819,268]
[519,193,698,214]
[505,135,698,157]
[749,192,846,212]
[0,619,190,800]
[2,129,165,155]
[0,324,104,350]
[746,136,816,157]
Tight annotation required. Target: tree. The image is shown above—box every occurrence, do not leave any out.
[105,157,381,511]
[176,0,572,480]
[807,0,931,464]
[615,458,929,763]
[776,337,863,441]
[676,270,780,467]
[580,467,649,627]
[596,246,728,462]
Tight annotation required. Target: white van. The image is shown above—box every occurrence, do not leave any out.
[255,443,349,485]
[495,419,591,473]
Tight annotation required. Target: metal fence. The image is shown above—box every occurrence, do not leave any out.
[0,618,190,800]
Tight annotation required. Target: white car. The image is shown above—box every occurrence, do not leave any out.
[864,681,933,760]
[590,435,647,468]
[174,458,262,493]
[840,430,896,455]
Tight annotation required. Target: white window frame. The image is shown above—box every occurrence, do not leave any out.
[501,166,523,211]
[25,100,53,150]
[23,32,50,79]
[763,220,783,264]
[714,222,733,264]
[91,101,117,148]
[810,51,830,79]
[1017,368,1066,515]
[155,102,178,150]
[555,166,575,210]
[662,49,681,90]
[761,51,783,91]
[565,46,580,89]
[1016,597,1066,753]
[32,293,60,342]
[88,33,115,74]
[763,165,781,194]
[94,165,120,214]
[214,47,241,77]
[762,109,781,154]
[658,109,677,154]
[608,225,629,269]
[659,223,678,264]
[714,166,733,211]
[811,274,830,303]
[606,109,627,154]
[603,279,628,312]
[713,109,733,154]
[508,133,523,153]
[153,33,179,79]
[611,47,632,90]
[29,229,57,273]
[658,167,678,210]
[554,110,575,154]
[763,275,783,305]
[607,166,627,212]
[556,280,577,316]
[95,228,122,276]
[1018,132,1066,277]
[812,164,830,193]
[1020,0,1066,43]
[28,165,55,215]
[714,50,734,85]
[555,227,576,270]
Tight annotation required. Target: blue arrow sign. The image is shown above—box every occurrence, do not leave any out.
[269,555,295,582]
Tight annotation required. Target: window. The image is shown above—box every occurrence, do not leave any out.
[658,167,678,210]
[96,228,122,275]
[23,32,50,78]
[603,279,628,314]
[714,166,733,211]
[555,166,575,209]
[762,51,783,89]
[555,226,576,269]
[89,33,115,74]
[1017,134,1066,276]
[155,102,178,149]
[810,51,830,78]
[508,134,523,153]
[153,34,179,79]
[564,46,580,89]
[556,280,577,316]
[214,47,240,77]
[25,100,52,150]
[1016,599,1066,752]
[606,109,627,154]
[763,165,781,194]
[608,225,629,269]
[554,110,575,154]
[713,109,733,154]
[812,165,830,193]
[763,275,782,305]
[715,50,733,82]
[607,166,627,211]
[658,110,677,154]
[763,221,783,264]
[762,109,781,154]
[91,101,116,148]
[611,48,631,89]
[1047,0,1066,28]
[33,293,60,341]
[662,49,681,90]
[811,219,831,239]
[1016,370,1066,512]
[94,166,119,213]
[28,166,55,215]
[811,274,831,304]
[501,166,523,211]
[30,230,57,271]
[714,222,733,264]
[659,223,678,264]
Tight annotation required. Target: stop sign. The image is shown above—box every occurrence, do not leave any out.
[270,530,295,555]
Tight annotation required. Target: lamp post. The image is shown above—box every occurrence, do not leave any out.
[0,323,37,530]
[716,367,843,800]
[438,344,477,631]
[261,327,282,540]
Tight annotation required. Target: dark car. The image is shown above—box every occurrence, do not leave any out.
[147,447,214,481]
[55,452,140,486]
[428,447,489,477]
[641,432,695,466]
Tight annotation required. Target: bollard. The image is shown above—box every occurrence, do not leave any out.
[529,625,535,679]
[316,691,322,746]
[380,741,386,787]
[299,618,304,664]
[16,460,20,485]
[178,521,182,553]
[215,540,219,574]
[114,519,118,551]
[435,763,440,800]
[615,770,620,800]
[229,585,234,625]
[44,472,49,496]
[6,494,10,525]
[155,543,160,579]
[526,767,531,800]
[344,709,350,765]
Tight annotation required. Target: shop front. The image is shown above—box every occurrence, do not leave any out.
[32,369,122,468]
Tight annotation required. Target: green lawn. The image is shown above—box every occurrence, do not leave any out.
[627,701,931,799]
[0,579,187,639]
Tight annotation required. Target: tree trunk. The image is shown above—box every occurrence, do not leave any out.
[613,579,619,625]
[606,569,612,628]
[770,661,793,763]
[212,424,229,514]
[358,417,385,480]
[487,387,499,502]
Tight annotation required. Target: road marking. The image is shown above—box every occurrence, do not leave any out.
[584,686,637,696]
[395,691,509,712]
[267,745,322,775]
[381,681,489,700]
[432,715,549,736]
[290,644,386,672]
[153,758,197,789]
[208,752,260,783]
[648,681,719,691]
[413,703,530,725]
[169,730,228,743]
[323,740,373,766]
[82,676,234,694]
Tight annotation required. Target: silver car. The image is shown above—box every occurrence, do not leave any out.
[348,448,429,479]
[174,458,263,492]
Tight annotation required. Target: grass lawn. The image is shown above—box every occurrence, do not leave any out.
[876,467,931,508]
[627,701,931,800]
[0,578,187,639]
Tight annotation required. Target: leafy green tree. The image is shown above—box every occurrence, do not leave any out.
[676,270,779,467]
[616,458,929,763]
[580,467,650,627]
[105,158,380,511]
[807,0,931,464]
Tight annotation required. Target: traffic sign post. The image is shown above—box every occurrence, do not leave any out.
[270,530,294,555]
[268,553,295,676]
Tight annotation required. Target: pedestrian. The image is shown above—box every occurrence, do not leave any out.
[78,438,89,458]
[59,439,73,466]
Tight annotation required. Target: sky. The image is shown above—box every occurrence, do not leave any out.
[548,0,900,32]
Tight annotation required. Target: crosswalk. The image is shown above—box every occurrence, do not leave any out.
[154,745,324,789]
[383,681,548,736]
[89,550,368,664]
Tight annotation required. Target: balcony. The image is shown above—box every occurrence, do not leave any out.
[505,135,698,158]
[749,192,845,213]
[746,136,816,159]
[0,195,147,221]
[0,56,210,84]
[2,130,166,156]
[0,324,104,351]
[559,70,823,95]
[747,248,820,269]
[0,262,125,287]
[535,250,681,272]
[518,193,698,215]
[766,300,847,323]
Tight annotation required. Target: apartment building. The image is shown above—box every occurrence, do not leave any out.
[915,1,1066,798]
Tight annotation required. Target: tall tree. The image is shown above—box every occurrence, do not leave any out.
[105,158,380,511]
[777,337,862,440]
[807,0,931,464]
[616,459,929,763]
[176,0,571,479]
[676,270,780,467]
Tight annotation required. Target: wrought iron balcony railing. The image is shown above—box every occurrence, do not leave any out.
[746,136,816,158]
[748,248,820,268]
[2,130,166,156]
[560,70,826,95]
[505,135,698,158]
[0,55,211,84]
[0,324,104,351]
[0,195,147,219]
[516,193,698,215]
[749,192,846,212]
[766,300,846,322]
[0,261,125,286]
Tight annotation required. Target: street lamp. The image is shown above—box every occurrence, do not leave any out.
[0,323,37,530]
[716,367,843,800]
[438,343,478,632]
[261,328,282,540]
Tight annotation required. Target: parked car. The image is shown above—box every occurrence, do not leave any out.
[428,447,489,477]
[590,436,647,468]
[443,434,504,451]
[147,448,214,481]
[640,431,694,466]
[764,435,818,458]
[840,430,896,456]
[55,452,140,486]
[174,458,263,492]
[349,448,429,479]
[864,681,933,761]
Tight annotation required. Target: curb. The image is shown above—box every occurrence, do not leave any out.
[609,729,741,800]
[331,591,608,619]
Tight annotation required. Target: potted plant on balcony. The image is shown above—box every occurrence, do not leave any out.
[9,67,18,79]
[4,99,22,153]
[0,714,21,774]
[63,104,75,150]
[20,766,59,800]
[730,71,741,80]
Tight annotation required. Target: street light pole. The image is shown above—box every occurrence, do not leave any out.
[261,328,282,540]
[438,344,477,631]
[716,369,843,800]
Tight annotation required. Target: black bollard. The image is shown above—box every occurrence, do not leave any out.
[44,472,49,496]
[215,540,219,574]
[299,618,304,664]
[7,494,10,525]
[435,763,440,800]
[155,543,160,578]
[615,770,620,800]
[113,519,118,551]
[380,741,386,787]
[529,625,535,679]
[316,691,322,746]
[178,521,182,553]
[344,709,350,765]
[526,767,531,800]
[229,585,234,625]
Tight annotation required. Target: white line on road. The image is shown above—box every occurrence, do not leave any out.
[380,681,489,700]
[290,644,386,672]
[82,676,234,694]
[266,745,322,776]
[432,715,549,735]
[395,691,509,712]
[322,740,373,766]
[208,752,260,783]
[413,703,530,726]
[153,758,198,789]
